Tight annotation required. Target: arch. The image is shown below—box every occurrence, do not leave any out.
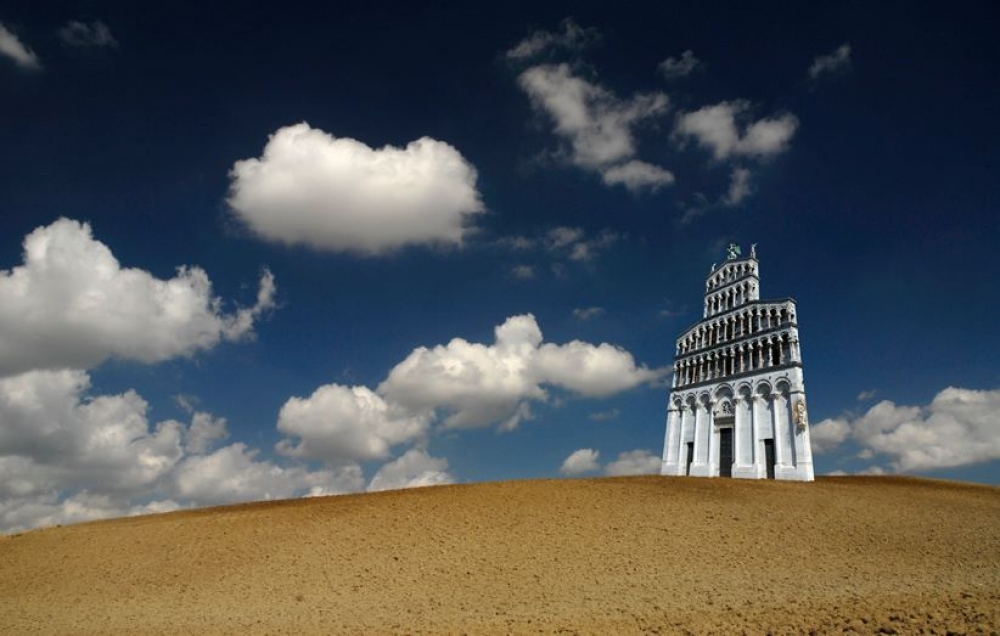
[755,380,773,397]
[713,383,734,400]
[774,378,791,397]
[685,394,698,410]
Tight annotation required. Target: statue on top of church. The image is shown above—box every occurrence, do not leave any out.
[726,243,742,260]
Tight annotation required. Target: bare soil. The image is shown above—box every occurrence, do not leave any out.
[1,476,998,634]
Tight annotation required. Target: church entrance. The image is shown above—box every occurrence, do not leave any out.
[764,439,776,479]
[685,442,694,476]
[719,428,733,478]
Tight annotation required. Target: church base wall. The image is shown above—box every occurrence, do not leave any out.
[659,369,815,482]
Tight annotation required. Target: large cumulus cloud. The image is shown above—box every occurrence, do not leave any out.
[0,218,274,378]
[228,123,484,254]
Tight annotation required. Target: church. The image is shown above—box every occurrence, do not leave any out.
[660,244,814,481]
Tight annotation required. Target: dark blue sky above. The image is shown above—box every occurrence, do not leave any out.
[1,1,998,529]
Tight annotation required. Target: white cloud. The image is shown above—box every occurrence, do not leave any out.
[547,226,585,249]
[367,448,454,492]
[228,123,484,255]
[601,160,675,192]
[809,43,852,80]
[0,22,40,70]
[0,368,365,533]
[722,166,752,206]
[588,408,620,422]
[379,315,547,430]
[185,412,229,455]
[505,18,598,60]
[510,264,535,280]
[500,227,621,265]
[810,417,851,454]
[857,389,878,401]
[518,64,672,191]
[58,20,117,47]
[847,388,1000,472]
[0,369,200,531]
[604,449,661,476]
[0,218,274,378]
[535,340,661,397]
[379,314,662,431]
[0,370,184,496]
[275,384,429,464]
[572,306,604,321]
[658,50,702,80]
[550,226,621,262]
[816,387,1000,472]
[674,101,798,161]
[561,448,600,475]
[172,443,363,507]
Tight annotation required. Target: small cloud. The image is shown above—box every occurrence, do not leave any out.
[499,226,622,269]
[506,18,599,61]
[658,50,702,80]
[604,449,660,475]
[721,166,752,206]
[58,20,118,48]
[808,43,851,81]
[674,100,799,161]
[856,389,878,401]
[572,306,605,321]
[547,226,584,250]
[658,300,685,319]
[601,160,674,193]
[517,63,672,192]
[510,264,535,280]
[560,448,601,475]
[0,22,41,70]
[588,408,620,422]
[174,394,199,414]
[857,465,886,476]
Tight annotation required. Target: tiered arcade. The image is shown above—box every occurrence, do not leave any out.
[660,244,814,481]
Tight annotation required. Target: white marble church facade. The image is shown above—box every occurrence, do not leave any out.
[661,244,814,481]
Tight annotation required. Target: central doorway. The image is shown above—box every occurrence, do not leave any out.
[719,428,733,478]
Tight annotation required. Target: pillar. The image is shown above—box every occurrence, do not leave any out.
[772,392,788,469]
[689,400,711,477]
[661,406,682,475]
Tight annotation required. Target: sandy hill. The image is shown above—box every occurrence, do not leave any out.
[1,476,998,635]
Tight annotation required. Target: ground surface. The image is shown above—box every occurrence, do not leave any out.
[1,476,998,635]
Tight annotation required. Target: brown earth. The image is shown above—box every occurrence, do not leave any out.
[1,476,998,635]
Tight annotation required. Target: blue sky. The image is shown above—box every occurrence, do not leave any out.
[1,2,998,530]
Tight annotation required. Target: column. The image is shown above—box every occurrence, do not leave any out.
[772,392,787,470]
[733,394,756,479]
[706,401,718,476]
[689,400,710,477]
[662,406,682,475]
